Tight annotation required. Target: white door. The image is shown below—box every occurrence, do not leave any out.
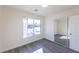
[69,15,79,52]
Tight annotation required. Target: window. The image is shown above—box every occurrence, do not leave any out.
[23,18,41,38]
[34,20,40,34]
[27,18,34,37]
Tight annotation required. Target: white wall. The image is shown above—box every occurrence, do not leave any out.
[44,17,54,41]
[45,7,79,42]
[0,6,4,52]
[54,20,58,34]
[0,7,44,52]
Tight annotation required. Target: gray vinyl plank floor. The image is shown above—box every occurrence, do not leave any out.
[3,39,77,53]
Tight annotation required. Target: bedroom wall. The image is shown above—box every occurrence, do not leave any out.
[54,20,58,35]
[0,7,44,52]
[44,17,54,41]
[0,6,4,52]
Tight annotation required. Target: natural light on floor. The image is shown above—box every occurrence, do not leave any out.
[59,36,70,39]
[33,48,43,53]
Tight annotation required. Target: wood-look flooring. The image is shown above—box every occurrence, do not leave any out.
[3,39,77,53]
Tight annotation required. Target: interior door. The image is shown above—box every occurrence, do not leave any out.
[69,15,79,52]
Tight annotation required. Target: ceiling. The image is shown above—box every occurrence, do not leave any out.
[7,5,79,16]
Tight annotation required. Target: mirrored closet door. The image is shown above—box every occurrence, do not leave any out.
[54,17,69,48]
[54,15,79,52]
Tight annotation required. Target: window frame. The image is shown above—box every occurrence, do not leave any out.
[23,18,41,38]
